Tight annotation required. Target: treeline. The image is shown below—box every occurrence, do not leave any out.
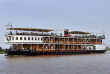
[107,48,110,51]
[0,47,4,52]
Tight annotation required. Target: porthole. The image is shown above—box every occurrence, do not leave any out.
[35,37,37,40]
[20,37,22,40]
[32,37,33,40]
[16,37,18,40]
[6,37,8,41]
[24,37,26,40]
[12,37,14,40]
[38,37,39,40]
[28,37,30,40]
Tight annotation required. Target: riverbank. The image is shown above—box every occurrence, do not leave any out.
[0,47,5,54]
[107,48,110,51]
[0,51,5,54]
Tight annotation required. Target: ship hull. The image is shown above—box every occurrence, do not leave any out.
[5,49,106,56]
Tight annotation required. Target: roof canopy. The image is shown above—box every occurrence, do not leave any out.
[69,31,91,34]
[69,31,104,34]
[6,28,64,32]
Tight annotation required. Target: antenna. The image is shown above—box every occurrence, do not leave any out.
[7,21,12,27]
[102,30,105,35]
[9,21,10,25]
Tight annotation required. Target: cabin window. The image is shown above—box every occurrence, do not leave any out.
[24,37,26,40]
[20,37,22,40]
[16,37,18,40]
[83,39,86,42]
[9,37,11,41]
[38,37,39,40]
[6,37,8,41]
[32,37,33,40]
[87,39,89,42]
[74,46,75,48]
[41,38,42,40]
[79,40,80,42]
[35,37,37,40]
[12,37,14,40]
[6,37,11,41]
[28,37,30,40]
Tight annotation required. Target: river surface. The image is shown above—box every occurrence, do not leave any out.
[0,51,110,74]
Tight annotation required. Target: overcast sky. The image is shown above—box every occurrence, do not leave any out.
[0,0,110,48]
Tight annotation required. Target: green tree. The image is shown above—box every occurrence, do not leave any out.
[0,47,3,51]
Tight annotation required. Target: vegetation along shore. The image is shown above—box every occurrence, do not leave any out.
[107,48,110,51]
[0,47,5,54]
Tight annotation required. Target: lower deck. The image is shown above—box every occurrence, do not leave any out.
[12,44,97,51]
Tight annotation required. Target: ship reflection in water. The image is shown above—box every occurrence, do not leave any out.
[0,51,110,74]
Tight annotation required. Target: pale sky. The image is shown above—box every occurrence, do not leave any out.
[0,0,110,48]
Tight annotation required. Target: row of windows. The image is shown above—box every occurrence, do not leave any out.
[6,37,42,41]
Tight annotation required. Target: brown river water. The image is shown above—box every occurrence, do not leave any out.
[0,51,110,74]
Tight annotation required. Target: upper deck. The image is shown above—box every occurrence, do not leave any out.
[5,28,105,38]
[5,27,105,44]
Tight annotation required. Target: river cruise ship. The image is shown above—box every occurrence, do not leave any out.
[5,27,107,55]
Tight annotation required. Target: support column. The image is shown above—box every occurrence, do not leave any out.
[22,43,23,50]
[96,34,97,44]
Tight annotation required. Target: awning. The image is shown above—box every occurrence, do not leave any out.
[69,31,91,34]
[6,28,64,32]
[69,31,104,34]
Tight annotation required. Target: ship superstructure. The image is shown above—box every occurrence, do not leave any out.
[5,28,107,55]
